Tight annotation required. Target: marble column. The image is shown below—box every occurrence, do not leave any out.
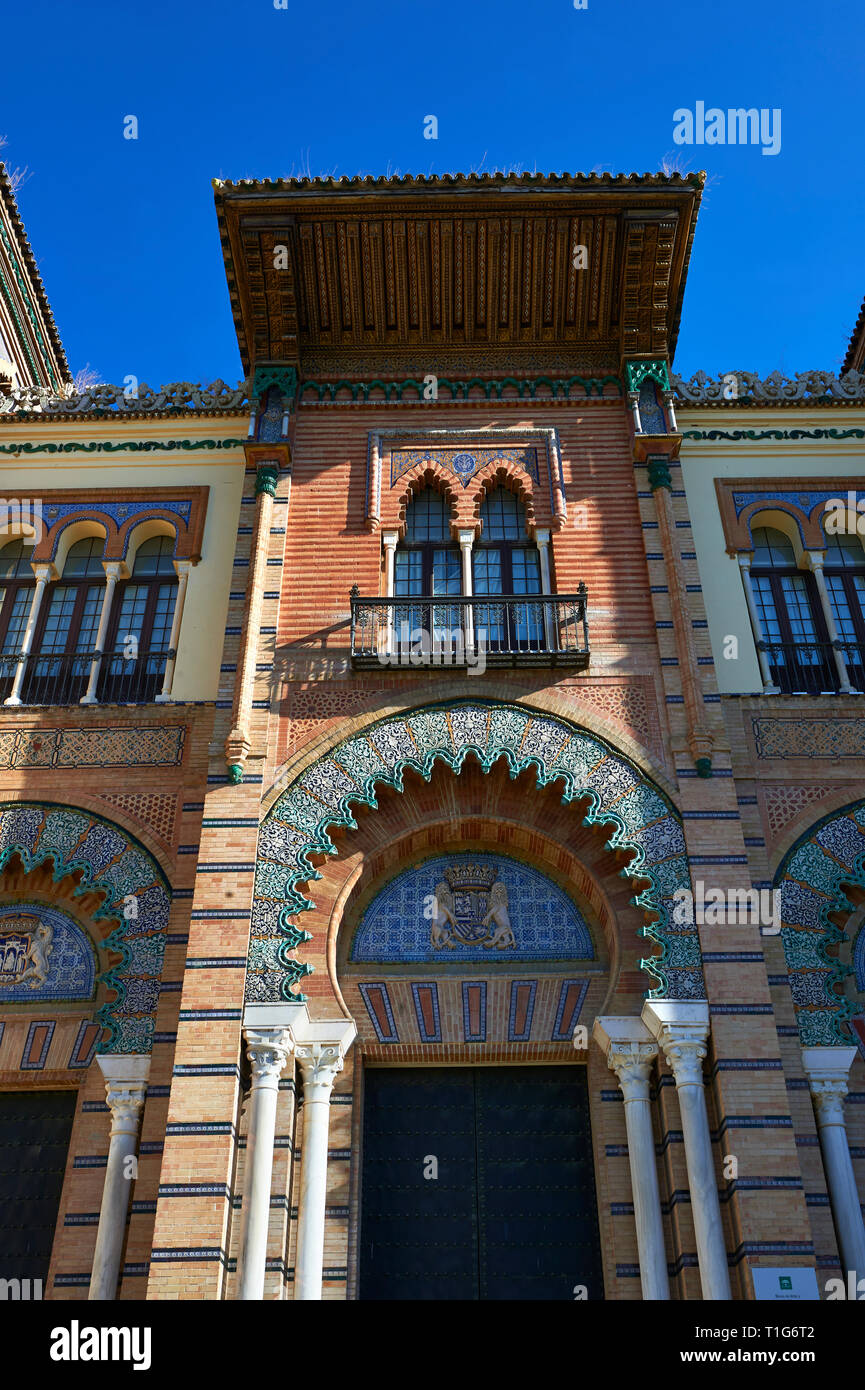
[4,562,53,706]
[81,561,123,704]
[381,530,399,658]
[592,1018,669,1300]
[237,1027,294,1300]
[802,1046,865,1282]
[534,526,556,652]
[458,527,475,661]
[89,1055,150,1300]
[155,558,193,702]
[294,1020,356,1300]
[642,1000,731,1300]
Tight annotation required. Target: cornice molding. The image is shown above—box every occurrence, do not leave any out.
[0,378,248,418]
[673,369,865,406]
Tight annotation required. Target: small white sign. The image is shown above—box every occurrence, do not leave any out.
[752,1267,820,1301]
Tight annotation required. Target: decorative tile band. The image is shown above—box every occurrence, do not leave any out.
[0,725,185,770]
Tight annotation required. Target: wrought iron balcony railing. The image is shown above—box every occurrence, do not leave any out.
[759,639,865,695]
[350,587,589,669]
[0,649,174,706]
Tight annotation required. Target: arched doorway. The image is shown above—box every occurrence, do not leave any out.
[248,700,704,1300]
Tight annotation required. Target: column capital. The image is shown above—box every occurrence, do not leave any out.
[641,1000,709,1087]
[609,1043,659,1101]
[801,1046,857,1125]
[457,528,475,549]
[30,561,56,582]
[593,1016,658,1101]
[534,526,551,546]
[96,1054,150,1136]
[101,560,127,581]
[737,550,752,570]
[244,1026,294,1084]
[802,548,826,572]
[294,1017,357,1101]
[295,1042,345,1100]
[381,529,400,551]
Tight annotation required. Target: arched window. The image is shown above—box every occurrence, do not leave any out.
[24,538,107,701]
[393,489,461,654]
[0,539,36,697]
[474,487,543,652]
[103,536,178,699]
[823,531,865,690]
[395,488,459,598]
[750,526,833,694]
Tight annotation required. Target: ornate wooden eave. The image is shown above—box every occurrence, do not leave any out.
[213,170,704,378]
[0,162,70,393]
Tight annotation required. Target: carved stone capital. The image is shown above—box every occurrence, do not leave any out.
[810,1078,848,1126]
[244,1026,294,1087]
[104,1083,147,1136]
[801,1046,857,1127]
[295,1043,345,1102]
[96,1055,150,1138]
[658,1032,707,1087]
[607,1041,657,1103]
[642,1001,710,1089]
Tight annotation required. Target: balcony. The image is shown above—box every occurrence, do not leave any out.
[760,639,865,695]
[350,588,589,670]
[0,649,175,707]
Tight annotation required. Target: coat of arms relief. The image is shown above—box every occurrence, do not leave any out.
[429,863,516,951]
[0,914,54,989]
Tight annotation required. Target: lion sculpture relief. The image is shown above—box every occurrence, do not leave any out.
[482,881,515,950]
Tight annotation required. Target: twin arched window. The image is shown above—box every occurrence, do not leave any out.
[0,533,178,704]
[750,525,865,693]
[394,486,540,597]
[393,486,545,653]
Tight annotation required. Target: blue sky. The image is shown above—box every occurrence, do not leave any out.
[3,0,864,387]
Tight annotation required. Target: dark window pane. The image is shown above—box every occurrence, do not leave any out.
[0,539,34,579]
[132,536,176,576]
[2,589,31,653]
[751,526,796,568]
[39,588,77,654]
[405,489,451,542]
[823,532,865,568]
[63,537,105,577]
[481,488,524,541]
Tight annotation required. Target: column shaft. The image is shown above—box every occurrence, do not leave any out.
[294,1044,343,1301]
[89,1056,149,1301]
[237,1028,293,1300]
[593,1022,669,1299]
[803,1049,865,1282]
[643,1003,731,1300]
[4,567,50,705]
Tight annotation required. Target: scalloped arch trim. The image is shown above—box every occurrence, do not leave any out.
[775,798,865,1046]
[248,700,704,1004]
[0,801,171,1053]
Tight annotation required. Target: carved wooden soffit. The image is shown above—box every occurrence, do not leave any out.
[213,172,703,375]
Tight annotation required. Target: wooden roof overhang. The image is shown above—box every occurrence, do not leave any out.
[213,171,704,379]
